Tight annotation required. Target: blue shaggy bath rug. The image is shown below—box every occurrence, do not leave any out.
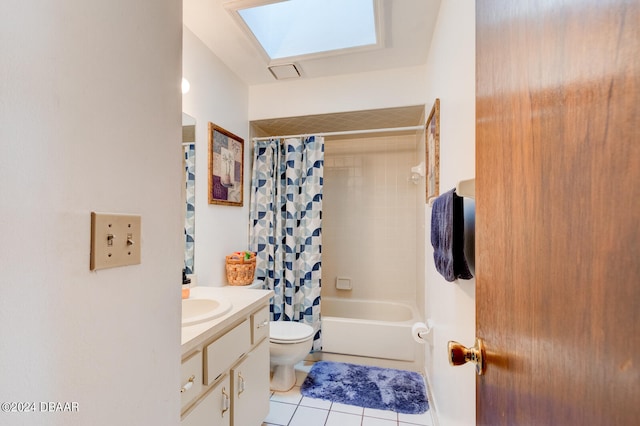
[300,361,428,414]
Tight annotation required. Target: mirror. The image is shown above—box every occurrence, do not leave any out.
[182,113,196,274]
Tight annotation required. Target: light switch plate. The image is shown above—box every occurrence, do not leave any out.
[90,212,141,270]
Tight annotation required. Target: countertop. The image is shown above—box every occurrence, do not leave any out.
[181,286,273,357]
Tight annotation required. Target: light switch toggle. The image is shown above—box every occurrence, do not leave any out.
[126,234,134,246]
[107,234,115,246]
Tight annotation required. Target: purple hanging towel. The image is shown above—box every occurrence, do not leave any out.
[430,188,473,282]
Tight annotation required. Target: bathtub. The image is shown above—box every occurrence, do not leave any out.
[320,297,421,363]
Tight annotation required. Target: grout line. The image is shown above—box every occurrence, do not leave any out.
[286,402,299,426]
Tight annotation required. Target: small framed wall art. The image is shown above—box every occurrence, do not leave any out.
[425,98,440,201]
[208,123,244,206]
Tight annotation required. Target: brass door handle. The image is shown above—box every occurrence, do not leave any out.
[448,338,486,375]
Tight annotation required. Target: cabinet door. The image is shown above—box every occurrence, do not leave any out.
[231,339,270,426]
[181,375,231,426]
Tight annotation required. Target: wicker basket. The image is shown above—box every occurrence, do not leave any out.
[225,252,256,286]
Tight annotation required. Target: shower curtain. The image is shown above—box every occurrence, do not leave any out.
[249,136,324,351]
[183,143,196,275]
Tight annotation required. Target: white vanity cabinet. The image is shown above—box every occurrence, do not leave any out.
[181,290,272,426]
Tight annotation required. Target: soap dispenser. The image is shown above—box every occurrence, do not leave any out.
[182,269,191,299]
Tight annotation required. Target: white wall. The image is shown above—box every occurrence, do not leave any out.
[182,27,250,287]
[422,1,477,425]
[249,66,427,120]
[0,1,183,425]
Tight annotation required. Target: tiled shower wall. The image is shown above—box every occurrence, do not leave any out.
[322,134,418,302]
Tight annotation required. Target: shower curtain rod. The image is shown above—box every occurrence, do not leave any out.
[252,125,424,142]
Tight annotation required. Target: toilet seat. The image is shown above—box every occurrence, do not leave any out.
[270,321,314,344]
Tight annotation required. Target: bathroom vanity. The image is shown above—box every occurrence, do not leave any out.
[180,286,273,426]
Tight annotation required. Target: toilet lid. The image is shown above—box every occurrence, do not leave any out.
[270,321,314,343]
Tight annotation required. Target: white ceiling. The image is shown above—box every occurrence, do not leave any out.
[183,0,442,86]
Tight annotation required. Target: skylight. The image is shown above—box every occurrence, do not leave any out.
[229,0,380,61]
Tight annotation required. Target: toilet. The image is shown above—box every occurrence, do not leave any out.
[269,321,314,391]
[243,280,315,391]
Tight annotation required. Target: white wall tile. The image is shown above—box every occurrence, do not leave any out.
[323,134,418,302]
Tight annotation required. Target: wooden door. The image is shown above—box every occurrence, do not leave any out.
[476,1,639,425]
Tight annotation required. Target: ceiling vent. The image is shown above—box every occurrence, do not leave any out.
[268,63,301,80]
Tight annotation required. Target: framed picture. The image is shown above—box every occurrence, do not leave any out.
[208,123,244,206]
[426,98,440,201]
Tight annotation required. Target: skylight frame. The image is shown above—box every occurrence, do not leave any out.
[224,0,384,64]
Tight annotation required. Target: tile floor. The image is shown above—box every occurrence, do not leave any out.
[262,363,434,426]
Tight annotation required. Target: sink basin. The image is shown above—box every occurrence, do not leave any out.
[182,296,232,326]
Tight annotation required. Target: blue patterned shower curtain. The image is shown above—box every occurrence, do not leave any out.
[249,136,324,351]
[183,143,196,275]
